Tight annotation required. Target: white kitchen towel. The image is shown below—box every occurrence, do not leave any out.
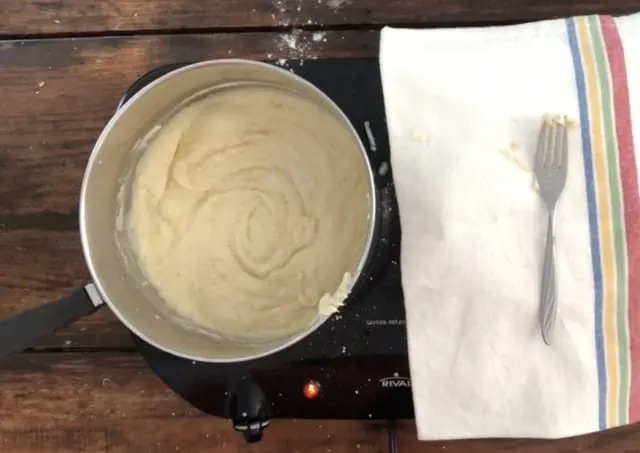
[380,14,640,440]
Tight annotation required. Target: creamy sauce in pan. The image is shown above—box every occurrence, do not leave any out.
[126,85,370,340]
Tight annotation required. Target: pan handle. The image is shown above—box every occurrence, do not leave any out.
[0,283,105,360]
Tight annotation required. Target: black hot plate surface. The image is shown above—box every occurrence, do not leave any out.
[122,59,413,421]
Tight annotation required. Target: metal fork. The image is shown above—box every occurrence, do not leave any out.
[534,115,568,345]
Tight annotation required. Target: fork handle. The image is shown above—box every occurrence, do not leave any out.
[540,211,557,345]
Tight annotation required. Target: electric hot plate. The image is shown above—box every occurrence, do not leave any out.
[119,58,413,443]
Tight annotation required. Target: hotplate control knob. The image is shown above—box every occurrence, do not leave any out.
[227,375,270,443]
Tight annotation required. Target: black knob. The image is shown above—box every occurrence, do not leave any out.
[227,375,270,443]
[243,423,264,443]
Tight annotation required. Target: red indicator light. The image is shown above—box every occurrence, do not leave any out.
[303,381,321,400]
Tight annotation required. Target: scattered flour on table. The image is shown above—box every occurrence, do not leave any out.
[273,0,348,18]
[274,28,328,65]
[312,31,327,42]
[273,0,287,13]
[269,0,346,60]
[326,0,347,10]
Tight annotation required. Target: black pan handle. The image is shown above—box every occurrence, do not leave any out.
[0,283,105,360]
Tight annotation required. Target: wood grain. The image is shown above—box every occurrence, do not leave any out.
[0,229,127,349]
[0,30,377,349]
[396,421,640,453]
[0,0,638,36]
[0,353,388,452]
[2,2,638,453]
[1,353,638,453]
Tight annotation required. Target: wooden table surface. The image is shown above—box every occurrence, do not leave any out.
[2,1,640,452]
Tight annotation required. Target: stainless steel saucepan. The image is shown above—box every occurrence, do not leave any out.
[0,60,378,363]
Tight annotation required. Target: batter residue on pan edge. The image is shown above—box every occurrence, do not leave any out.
[126,85,371,341]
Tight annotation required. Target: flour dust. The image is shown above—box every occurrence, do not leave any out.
[269,0,347,68]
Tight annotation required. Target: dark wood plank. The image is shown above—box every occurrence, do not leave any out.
[0,229,131,349]
[0,0,638,36]
[3,352,637,452]
[0,30,377,349]
[0,352,388,452]
[396,421,640,453]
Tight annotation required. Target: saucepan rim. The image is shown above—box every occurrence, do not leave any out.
[79,58,379,362]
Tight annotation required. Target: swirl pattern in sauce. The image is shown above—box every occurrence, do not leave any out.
[127,85,371,341]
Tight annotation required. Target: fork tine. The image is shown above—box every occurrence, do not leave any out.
[536,118,550,171]
[544,117,560,168]
[560,117,569,169]
[552,117,565,168]
[546,120,557,167]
